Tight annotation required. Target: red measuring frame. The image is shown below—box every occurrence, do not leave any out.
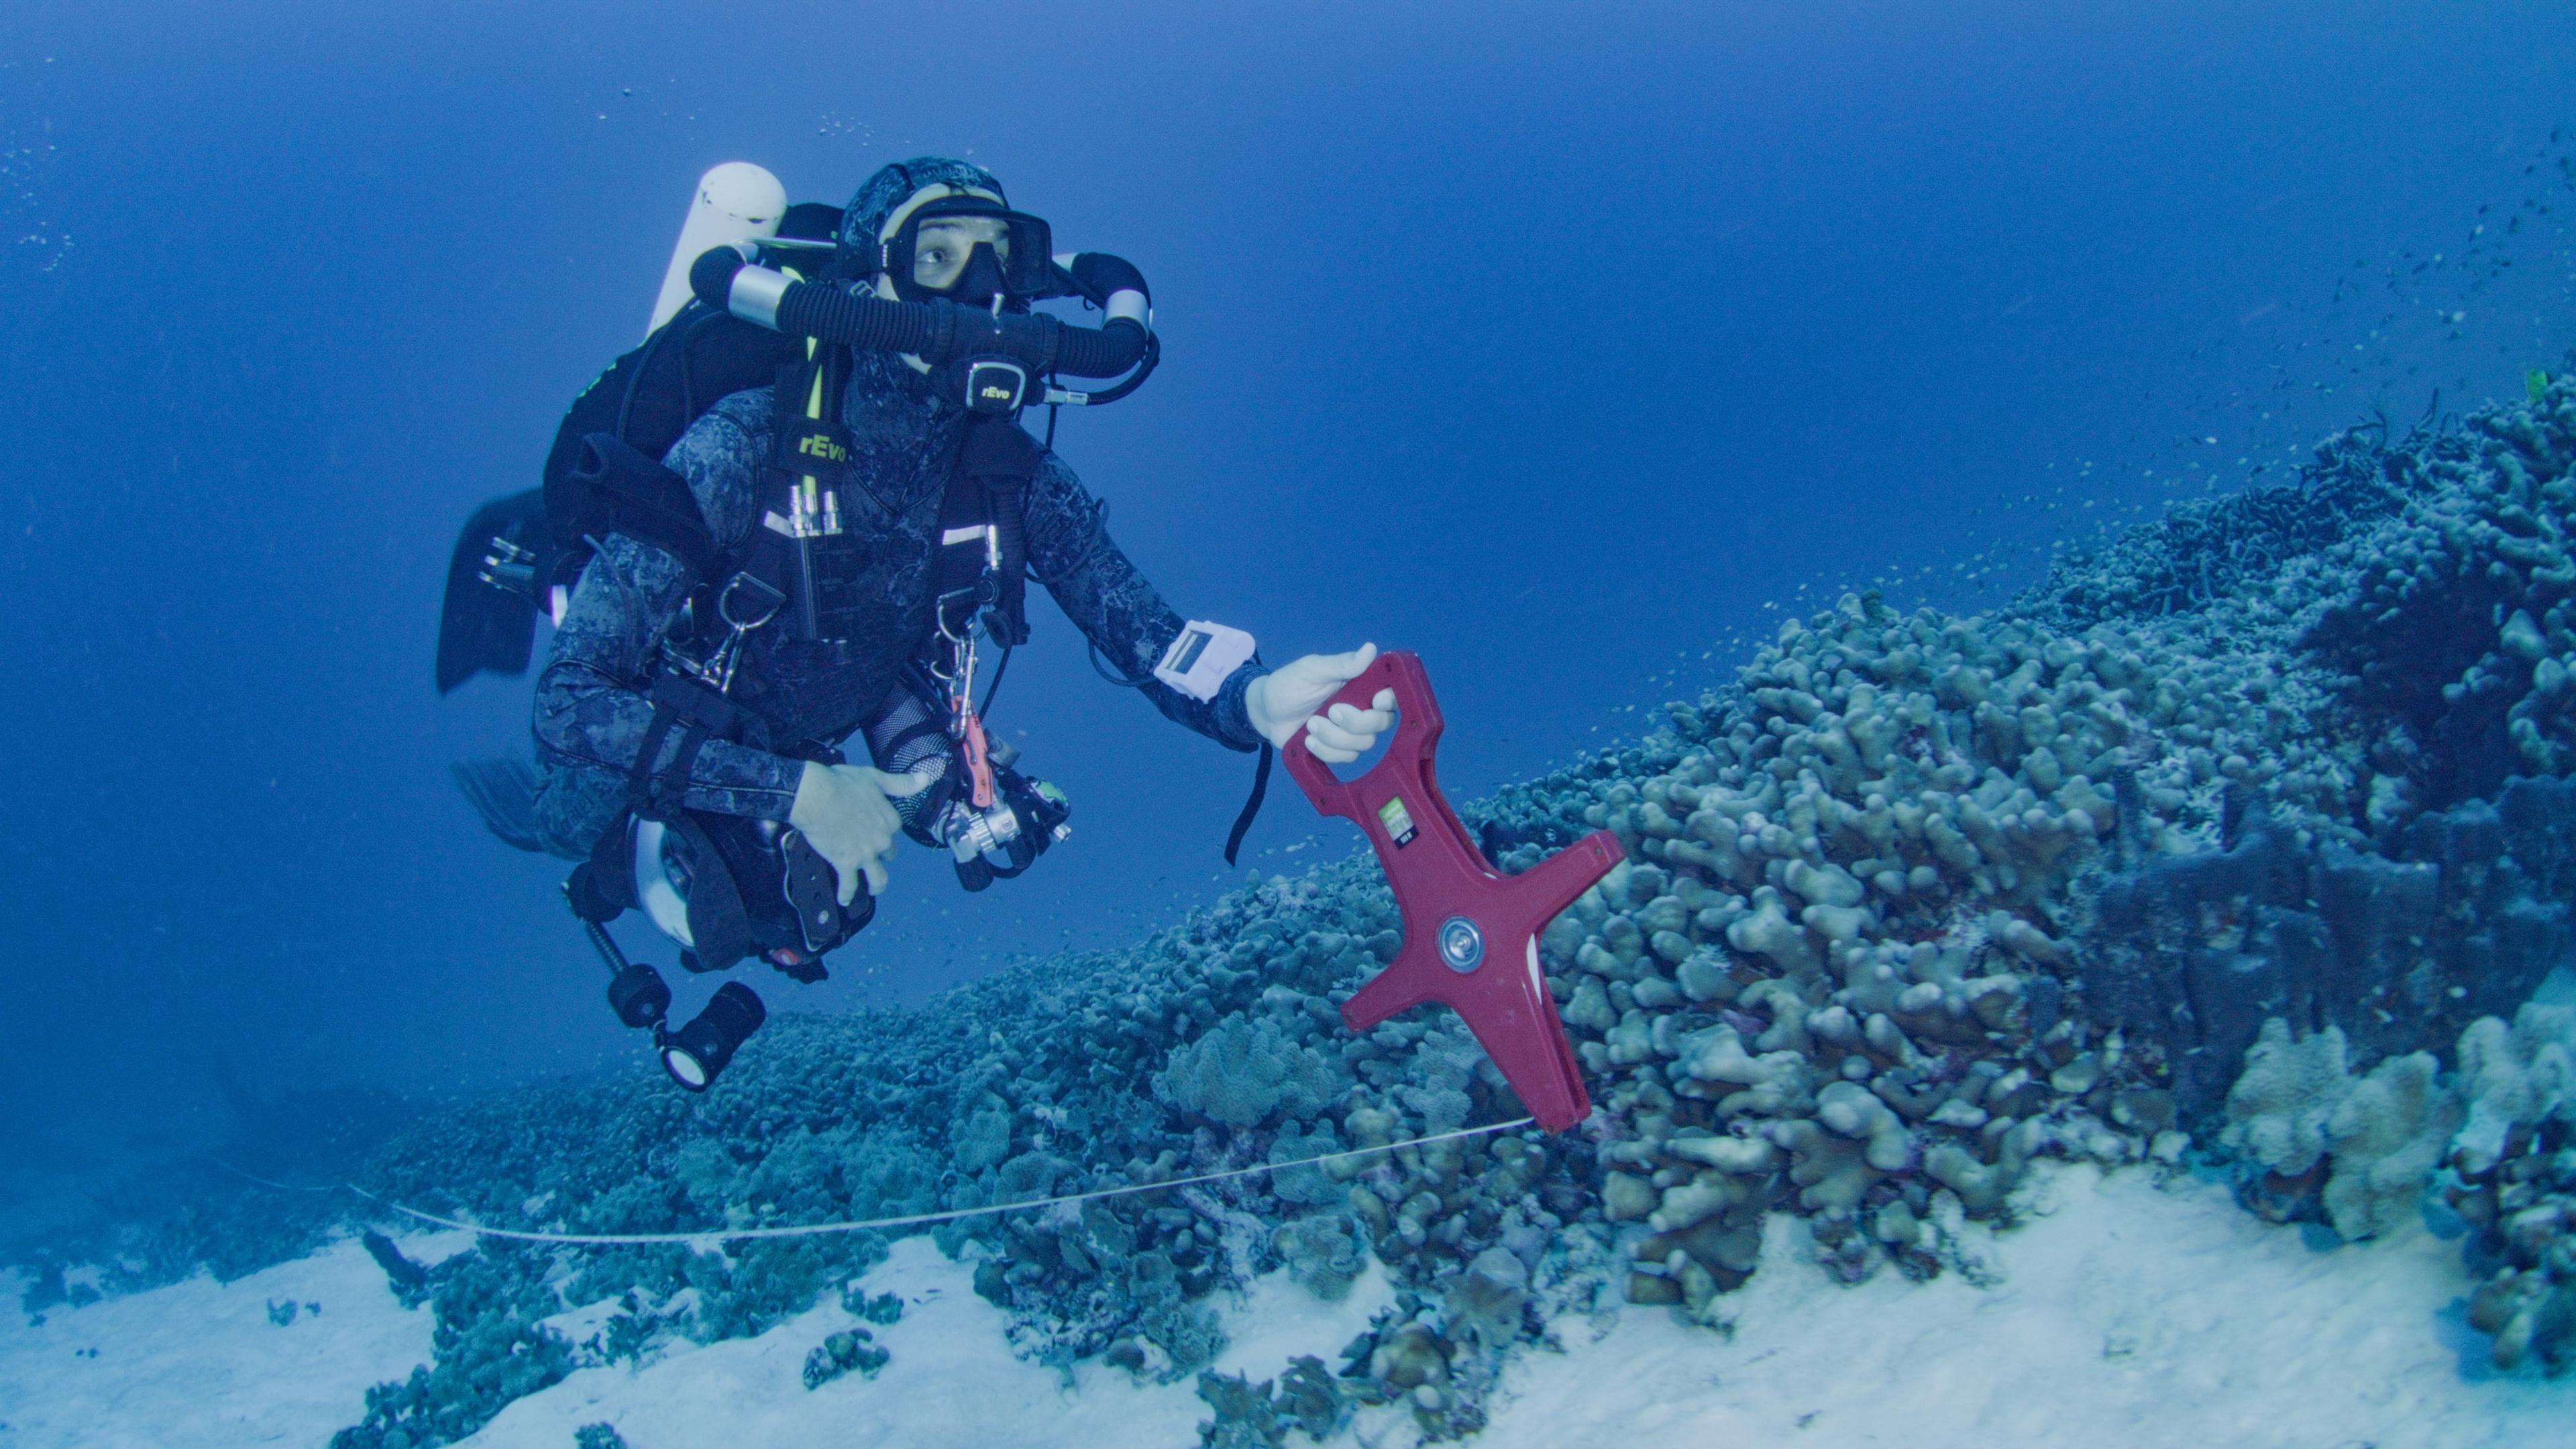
[1281,650,1621,1132]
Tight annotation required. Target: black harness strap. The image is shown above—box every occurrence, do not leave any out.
[628,672,745,820]
[934,465,998,609]
[1224,744,1273,867]
[954,414,1042,647]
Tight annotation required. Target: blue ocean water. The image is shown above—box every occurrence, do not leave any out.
[3,0,2575,1398]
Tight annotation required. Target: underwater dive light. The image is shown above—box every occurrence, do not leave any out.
[659,981,766,1091]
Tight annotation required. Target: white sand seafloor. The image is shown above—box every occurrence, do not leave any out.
[2,1167,2568,1449]
[0,1228,476,1449]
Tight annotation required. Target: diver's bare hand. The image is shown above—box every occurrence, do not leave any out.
[789,762,930,904]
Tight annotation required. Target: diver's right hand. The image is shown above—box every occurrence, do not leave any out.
[789,762,931,905]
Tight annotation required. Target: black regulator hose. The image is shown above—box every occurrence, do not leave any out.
[688,246,1152,380]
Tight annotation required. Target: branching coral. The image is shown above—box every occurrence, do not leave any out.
[2438,1002,2576,1374]
[1152,1014,1352,1130]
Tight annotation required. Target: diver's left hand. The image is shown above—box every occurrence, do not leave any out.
[1246,643,1398,763]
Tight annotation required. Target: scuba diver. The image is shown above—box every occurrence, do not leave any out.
[441,158,1395,1089]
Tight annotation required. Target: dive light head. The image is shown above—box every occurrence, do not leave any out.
[659,981,765,1091]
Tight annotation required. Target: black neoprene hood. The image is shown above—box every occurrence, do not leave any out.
[835,156,1014,283]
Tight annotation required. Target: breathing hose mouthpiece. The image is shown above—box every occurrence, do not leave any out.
[689,245,1154,382]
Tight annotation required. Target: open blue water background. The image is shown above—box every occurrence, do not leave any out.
[1,1,2570,1193]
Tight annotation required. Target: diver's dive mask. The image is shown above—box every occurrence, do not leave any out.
[880,195,1057,305]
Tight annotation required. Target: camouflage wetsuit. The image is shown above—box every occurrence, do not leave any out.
[525,158,1260,859]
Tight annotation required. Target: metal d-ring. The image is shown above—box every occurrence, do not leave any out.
[718,574,786,632]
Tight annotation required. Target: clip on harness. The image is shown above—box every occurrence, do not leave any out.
[931,414,1038,810]
[933,561,997,810]
[1283,651,1621,1133]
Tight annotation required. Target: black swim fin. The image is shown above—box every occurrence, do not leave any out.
[435,488,552,695]
[451,757,548,854]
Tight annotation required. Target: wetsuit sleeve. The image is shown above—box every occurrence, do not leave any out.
[531,392,808,821]
[1022,451,1267,753]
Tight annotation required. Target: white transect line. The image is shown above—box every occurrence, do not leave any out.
[223,1116,1538,1248]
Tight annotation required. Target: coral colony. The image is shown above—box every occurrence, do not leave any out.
[18,377,2576,1445]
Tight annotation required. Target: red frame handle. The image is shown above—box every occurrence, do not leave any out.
[1277,650,1617,1132]
[1279,650,1485,875]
